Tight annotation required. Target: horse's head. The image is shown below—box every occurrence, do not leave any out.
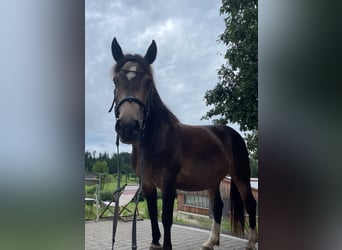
[110,38,157,144]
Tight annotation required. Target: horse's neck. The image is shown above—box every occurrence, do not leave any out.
[142,105,177,148]
[149,107,175,132]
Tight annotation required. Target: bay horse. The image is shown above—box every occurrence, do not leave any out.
[109,37,257,250]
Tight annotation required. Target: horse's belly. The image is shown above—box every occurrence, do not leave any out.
[176,170,227,191]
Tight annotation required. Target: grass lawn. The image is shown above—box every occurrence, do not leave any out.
[85,174,139,193]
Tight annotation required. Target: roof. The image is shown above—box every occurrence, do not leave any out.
[250,180,258,190]
[223,176,258,191]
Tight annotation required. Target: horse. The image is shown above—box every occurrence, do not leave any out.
[109,37,258,250]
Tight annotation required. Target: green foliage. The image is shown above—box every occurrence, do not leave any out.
[107,152,133,174]
[206,0,258,130]
[100,190,113,201]
[85,151,92,172]
[85,185,97,196]
[85,151,134,175]
[92,160,109,174]
[249,157,258,178]
[246,130,258,160]
[203,0,258,158]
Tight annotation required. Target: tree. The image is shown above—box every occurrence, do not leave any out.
[85,151,134,175]
[203,0,258,160]
[92,160,109,174]
[85,151,93,172]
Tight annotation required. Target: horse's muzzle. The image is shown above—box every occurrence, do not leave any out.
[115,119,141,144]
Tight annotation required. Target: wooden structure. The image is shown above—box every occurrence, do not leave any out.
[177,177,258,217]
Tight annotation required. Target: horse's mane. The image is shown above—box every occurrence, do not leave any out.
[148,82,179,125]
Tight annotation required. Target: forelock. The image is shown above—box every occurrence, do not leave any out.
[114,54,152,75]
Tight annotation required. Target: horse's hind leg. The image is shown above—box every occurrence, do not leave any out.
[233,178,258,250]
[244,189,257,250]
[201,186,223,250]
[230,132,257,249]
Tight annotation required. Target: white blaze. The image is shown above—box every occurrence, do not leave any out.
[126,65,137,80]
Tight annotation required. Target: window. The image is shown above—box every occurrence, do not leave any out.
[184,194,209,209]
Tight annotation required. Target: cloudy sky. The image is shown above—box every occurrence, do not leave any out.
[85,0,241,155]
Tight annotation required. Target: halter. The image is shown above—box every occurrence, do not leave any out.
[114,97,147,123]
[108,66,153,142]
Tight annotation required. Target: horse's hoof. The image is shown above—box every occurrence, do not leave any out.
[245,241,257,250]
[149,243,162,250]
[201,246,214,250]
[162,245,172,250]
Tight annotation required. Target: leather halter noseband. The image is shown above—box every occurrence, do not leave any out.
[114,96,147,120]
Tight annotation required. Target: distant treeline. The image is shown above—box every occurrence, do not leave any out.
[85,151,134,174]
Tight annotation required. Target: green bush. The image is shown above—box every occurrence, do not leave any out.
[100,190,113,201]
[157,189,163,199]
[86,186,97,195]
[134,192,145,202]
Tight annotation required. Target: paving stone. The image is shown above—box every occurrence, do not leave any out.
[85,219,257,250]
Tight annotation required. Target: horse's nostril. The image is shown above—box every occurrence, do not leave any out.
[132,120,140,131]
[116,119,140,135]
[115,119,140,143]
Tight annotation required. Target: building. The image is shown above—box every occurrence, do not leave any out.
[177,177,258,217]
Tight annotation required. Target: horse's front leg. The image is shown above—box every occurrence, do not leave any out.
[161,180,176,250]
[144,186,162,250]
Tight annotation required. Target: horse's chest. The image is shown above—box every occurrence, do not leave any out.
[133,162,164,188]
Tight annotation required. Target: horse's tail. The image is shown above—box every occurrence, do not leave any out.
[230,179,245,236]
[228,127,252,236]
[212,125,250,236]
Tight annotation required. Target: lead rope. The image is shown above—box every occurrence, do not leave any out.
[109,87,146,249]
[111,134,144,250]
[132,150,144,250]
[111,135,121,250]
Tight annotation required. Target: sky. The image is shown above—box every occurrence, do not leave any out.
[85,0,241,155]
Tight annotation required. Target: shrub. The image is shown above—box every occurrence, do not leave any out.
[86,186,97,195]
[100,190,113,201]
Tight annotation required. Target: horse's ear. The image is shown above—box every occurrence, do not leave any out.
[111,37,124,62]
[144,40,157,64]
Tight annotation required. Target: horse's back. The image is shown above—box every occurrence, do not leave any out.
[205,124,246,151]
